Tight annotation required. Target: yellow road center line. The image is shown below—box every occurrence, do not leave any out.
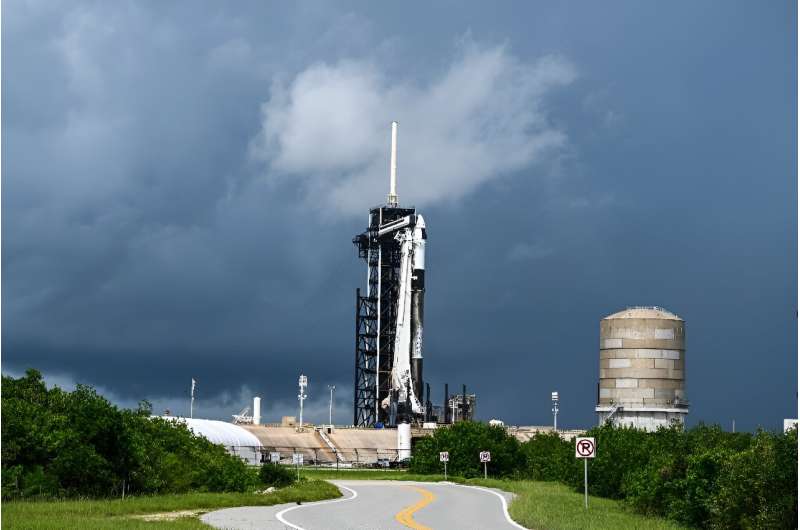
[395,486,436,530]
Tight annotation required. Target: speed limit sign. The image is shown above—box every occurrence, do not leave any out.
[440,451,449,480]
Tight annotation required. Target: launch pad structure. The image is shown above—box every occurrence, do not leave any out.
[353,122,429,428]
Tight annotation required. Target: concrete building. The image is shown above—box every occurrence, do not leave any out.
[596,306,689,431]
[241,425,403,466]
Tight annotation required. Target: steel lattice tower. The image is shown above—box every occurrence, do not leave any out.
[353,205,415,427]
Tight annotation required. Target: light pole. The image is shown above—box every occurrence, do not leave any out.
[190,378,196,419]
[298,374,308,431]
[328,385,336,427]
[551,391,559,431]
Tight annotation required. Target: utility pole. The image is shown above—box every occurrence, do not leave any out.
[552,391,559,431]
[462,384,467,421]
[298,374,308,431]
[328,385,336,426]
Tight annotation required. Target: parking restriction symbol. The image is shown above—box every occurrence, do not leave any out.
[479,451,491,479]
[575,437,595,509]
[575,437,596,458]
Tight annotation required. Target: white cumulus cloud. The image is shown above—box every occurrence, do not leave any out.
[252,40,576,215]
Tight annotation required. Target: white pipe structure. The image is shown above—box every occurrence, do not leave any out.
[387,121,399,206]
[253,396,261,425]
[397,422,412,460]
[328,385,336,426]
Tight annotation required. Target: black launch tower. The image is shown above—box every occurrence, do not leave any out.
[353,205,417,427]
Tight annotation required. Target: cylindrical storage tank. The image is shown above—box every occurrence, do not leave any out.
[397,422,412,460]
[596,306,688,431]
[253,397,261,426]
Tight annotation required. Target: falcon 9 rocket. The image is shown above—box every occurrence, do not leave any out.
[353,122,428,426]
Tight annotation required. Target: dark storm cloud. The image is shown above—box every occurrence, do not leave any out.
[3,1,796,430]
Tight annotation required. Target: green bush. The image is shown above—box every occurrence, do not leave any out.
[1,369,258,499]
[520,431,572,481]
[519,422,797,530]
[710,429,797,529]
[409,421,523,478]
[409,419,797,529]
[563,423,654,499]
[259,463,297,488]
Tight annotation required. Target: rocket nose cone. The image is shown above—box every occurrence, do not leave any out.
[415,215,426,230]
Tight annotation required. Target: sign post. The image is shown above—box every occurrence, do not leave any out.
[439,452,449,480]
[575,437,595,509]
[292,453,303,481]
[479,451,491,479]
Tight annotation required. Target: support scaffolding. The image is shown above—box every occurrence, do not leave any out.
[353,206,415,427]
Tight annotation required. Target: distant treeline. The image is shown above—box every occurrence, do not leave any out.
[2,369,258,499]
[410,420,797,529]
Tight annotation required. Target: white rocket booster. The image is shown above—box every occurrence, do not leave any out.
[390,214,426,414]
[410,215,425,402]
[377,121,427,417]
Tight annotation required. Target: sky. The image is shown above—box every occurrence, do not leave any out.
[3,1,797,431]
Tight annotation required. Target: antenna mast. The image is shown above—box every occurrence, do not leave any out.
[298,374,308,431]
[387,121,399,206]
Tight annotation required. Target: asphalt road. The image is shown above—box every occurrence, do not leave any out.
[201,480,526,530]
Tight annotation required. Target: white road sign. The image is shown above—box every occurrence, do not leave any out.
[479,451,491,463]
[439,451,449,462]
[575,437,596,459]
[269,452,281,463]
[292,453,304,465]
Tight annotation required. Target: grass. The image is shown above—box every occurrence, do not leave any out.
[2,479,340,530]
[470,479,686,530]
[301,468,685,529]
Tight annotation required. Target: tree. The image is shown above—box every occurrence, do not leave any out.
[410,421,523,478]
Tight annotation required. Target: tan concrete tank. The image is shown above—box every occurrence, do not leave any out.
[596,306,689,431]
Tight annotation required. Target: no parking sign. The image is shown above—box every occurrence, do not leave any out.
[479,451,491,479]
[575,437,596,509]
[575,437,596,458]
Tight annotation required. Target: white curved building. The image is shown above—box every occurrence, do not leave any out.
[160,417,263,465]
